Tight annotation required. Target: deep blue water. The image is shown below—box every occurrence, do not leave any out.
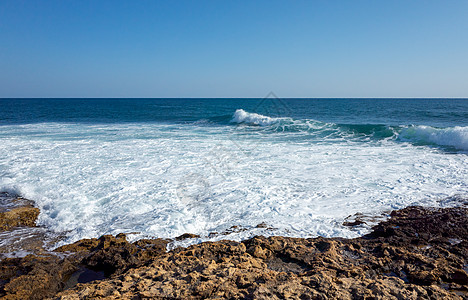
[1,98,467,127]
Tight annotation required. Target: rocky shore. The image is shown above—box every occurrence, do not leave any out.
[0,194,467,299]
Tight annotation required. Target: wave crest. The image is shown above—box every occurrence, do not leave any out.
[231,109,285,126]
[398,125,468,151]
[230,109,468,152]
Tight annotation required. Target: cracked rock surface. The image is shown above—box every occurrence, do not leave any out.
[1,204,467,299]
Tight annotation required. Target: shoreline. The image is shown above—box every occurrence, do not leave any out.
[0,195,467,299]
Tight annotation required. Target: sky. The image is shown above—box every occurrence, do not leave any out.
[1,0,468,98]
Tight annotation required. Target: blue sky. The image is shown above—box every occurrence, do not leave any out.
[1,0,467,98]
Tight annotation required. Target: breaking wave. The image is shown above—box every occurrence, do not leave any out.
[398,125,468,151]
[231,109,285,126]
[230,109,468,151]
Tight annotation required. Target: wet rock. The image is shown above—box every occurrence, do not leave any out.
[342,219,366,226]
[370,206,468,243]
[1,204,467,299]
[56,234,169,276]
[255,222,269,228]
[175,233,201,241]
[55,205,467,299]
[0,205,39,231]
[0,194,48,259]
[342,211,389,229]
[0,228,49,258]
[0,254,78,299]
[1,234,169,299]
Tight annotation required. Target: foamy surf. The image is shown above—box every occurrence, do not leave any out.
[231,109,468,152]
[231,109,284,126]
[1,111,468,248]
[398,125,468,151]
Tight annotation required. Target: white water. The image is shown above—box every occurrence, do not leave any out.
[232,109,468,151]
[1,112,467,248]
[232,109,285,126]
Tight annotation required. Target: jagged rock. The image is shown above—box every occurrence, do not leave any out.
[1,234,169,299]
[0,254,78,299]
[175,233,201,241]
[1,205,467,299]
[0,205,39,231]
[0,195,46,259]
[55,205,468,299]
[56,234,169,276]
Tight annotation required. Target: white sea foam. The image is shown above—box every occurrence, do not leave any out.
[231,109,284,126]
[232,109,468,151]
[0,117,467,249]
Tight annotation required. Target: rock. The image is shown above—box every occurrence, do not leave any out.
[56,234,169,276]
[0,194,48,259]
[255,222,269,228]
[1,234,169,299]
[2,204,467,299]
[0,206,39,231]
[342,219,366,226]
[175,233,201,241]
[56,205,467,299]
[0,254,78,299]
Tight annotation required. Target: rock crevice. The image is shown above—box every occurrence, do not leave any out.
[0,204,466,299]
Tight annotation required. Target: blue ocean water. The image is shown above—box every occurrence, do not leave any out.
[1,98,468,127]
[0,98,467,249]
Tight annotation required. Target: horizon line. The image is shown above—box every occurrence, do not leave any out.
[1,97,468,100]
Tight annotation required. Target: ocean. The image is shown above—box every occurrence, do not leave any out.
[1,98,467,248]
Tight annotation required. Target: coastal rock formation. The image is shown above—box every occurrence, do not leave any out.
[0,234,169,299]
[0,197,39,231]
[56,234,170,277]
[0,193,50,259]
[0,193,169,299]
[0,253,76,300]
[0,204,467,299]
[56,205,467,299]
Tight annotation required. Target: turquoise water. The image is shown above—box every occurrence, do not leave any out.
[0,98,467,248]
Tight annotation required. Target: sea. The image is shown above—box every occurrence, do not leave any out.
[0,98,467,249]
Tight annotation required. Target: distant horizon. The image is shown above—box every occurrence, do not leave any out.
[1,97,468,100]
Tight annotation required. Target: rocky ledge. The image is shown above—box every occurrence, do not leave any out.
[0,203,467,299]
[0,196,39,231]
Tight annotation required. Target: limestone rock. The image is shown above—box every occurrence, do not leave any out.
[1,204,467,299]
[0,205,39,231]
[55,205,468,299]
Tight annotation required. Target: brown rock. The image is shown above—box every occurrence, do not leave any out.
[55,234,169,277]
[55,205,467,299]
[1,233,169,299]
[0,254,78,299]
[0,195,47,259]
[175,233,201,241]
[0,206,40,231]
[1,204,467,299]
